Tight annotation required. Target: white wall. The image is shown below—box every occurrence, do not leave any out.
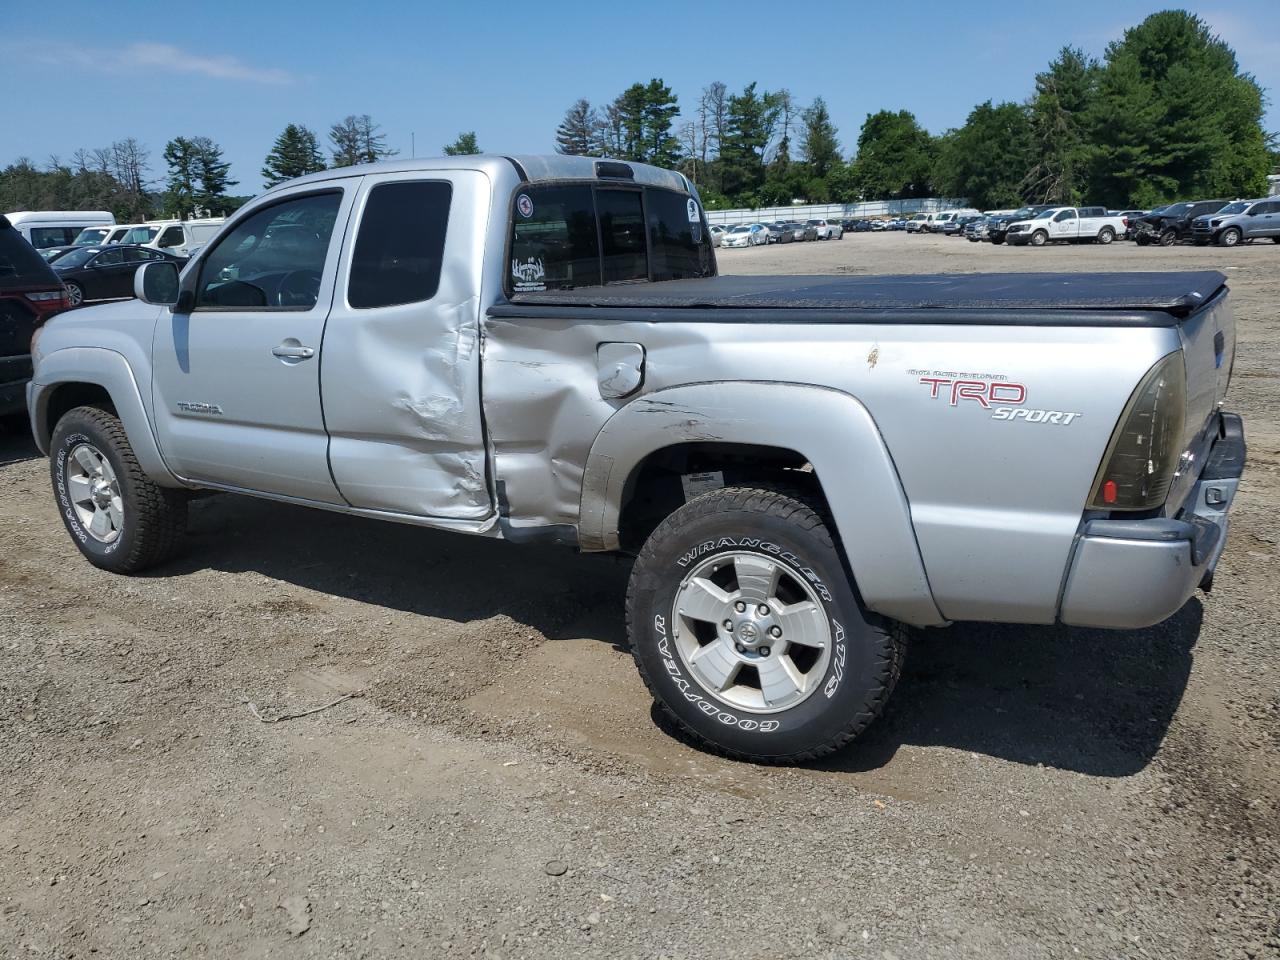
[702,198,969,225]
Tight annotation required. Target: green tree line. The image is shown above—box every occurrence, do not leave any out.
[555,11,1276,209]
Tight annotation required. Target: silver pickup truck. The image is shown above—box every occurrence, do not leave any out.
[26,155,1246,763]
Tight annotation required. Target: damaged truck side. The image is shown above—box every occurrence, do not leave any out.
[27,155,1246,763]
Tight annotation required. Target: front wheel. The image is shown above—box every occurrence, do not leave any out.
[50,406,187,573]
[1097,226,1115,244]
[64,281,85,307]
[1217,227,1241,247]
[627,486,906,763]
[1158,228,1177,247]
[1030,230,1048,247]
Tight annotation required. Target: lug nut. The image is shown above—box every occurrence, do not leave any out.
[759,646,771,657]
[735,643,746,654]
[734,601,746,613]
[769,626,782,638]
[757,604,769,616]
[723,619,733,630]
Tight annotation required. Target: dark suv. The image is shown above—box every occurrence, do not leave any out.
[1,215,69,417]
[985,205,1054,244]
[1132,200,1228,246]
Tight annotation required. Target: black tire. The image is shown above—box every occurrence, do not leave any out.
[50,406,187,573]
[1217,227,1241,248]
[1030,230,1048,247]
[1158,228,1177,247]
[990,236,1004,245]
[1097,226,1115,244]
[626,486,907,764]
[64,281,85,308]
[1135,235,1150,246]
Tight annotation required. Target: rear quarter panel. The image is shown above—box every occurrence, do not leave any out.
[481,314,1179,624]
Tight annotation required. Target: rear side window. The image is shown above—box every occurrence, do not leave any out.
[647,188,714,281]
[30,226,77,249]
[510,184,601,292]
[0,223,61,286]
[349,181,451,309]
[157,226,185,247]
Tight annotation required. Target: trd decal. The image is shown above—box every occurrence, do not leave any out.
[914,373,1082,425]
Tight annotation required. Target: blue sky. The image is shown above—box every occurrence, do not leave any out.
[2,1,1276,194]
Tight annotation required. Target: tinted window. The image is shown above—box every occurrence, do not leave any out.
[597,189,647,283]
[510,184,600,292]
[157,225,184,247]
[1255,202,1278,215]
[647,188,713,282]
[197,192,341,310]
[30,226,76,249]
[349,181,451,309]
[94,248,124,265]
[0,223,61,285]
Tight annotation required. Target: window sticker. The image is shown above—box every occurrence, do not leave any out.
[686,198,699,223]
[516,194,534,218]
[511,256,546,292]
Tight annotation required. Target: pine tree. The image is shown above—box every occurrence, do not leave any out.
[443,131,481,155]
[1024,48,1100,204]
[191,137,237,216]
[162,136,198,217]
[262,124,326,187]
[799,97,840,181]
[555,99,599,155]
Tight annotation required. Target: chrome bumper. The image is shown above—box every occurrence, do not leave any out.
[1059,413,1245,629]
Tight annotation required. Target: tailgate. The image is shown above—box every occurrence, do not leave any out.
[1168,289,1236,508]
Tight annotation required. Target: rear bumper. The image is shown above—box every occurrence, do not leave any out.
[1059,413,1246,628]
[0,354,33,416]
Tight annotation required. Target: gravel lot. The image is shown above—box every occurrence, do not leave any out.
[2,231,1277,959]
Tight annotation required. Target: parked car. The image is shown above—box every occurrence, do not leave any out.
[764,223,794,244]
[840,219,859,232]
[709,225,726,248]
[806,219,843,240]
[785,222,818,242]
[887,218,907,231]
[145,218,226,258]
[964,217,989,242]
[1005,207,1126,246]
[1190,197,1280,247]
[983,205,1054,244]
[869,219,887,231]
[1107,210,1148,240]
[39,245,79,263]
[28,153,1243,766]
[943,215,982,237]
[721,223,768,247]
[1132,200,1228,246]
[0,215,68,416]
[71,225,115,247]
[905,214,929,233]
[2,211,115,250]
[52,244,187,306]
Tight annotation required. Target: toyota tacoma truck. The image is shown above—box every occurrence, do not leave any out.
[26,155,1246,764]
[1005,206,1127,246]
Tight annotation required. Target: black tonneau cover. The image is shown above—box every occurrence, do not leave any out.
[492,272,1226,327]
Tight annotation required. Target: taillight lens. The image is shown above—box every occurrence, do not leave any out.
[26,290,65,303]
[1088,352,1186,511]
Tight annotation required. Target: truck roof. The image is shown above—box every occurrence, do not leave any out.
[264,153,690,195]
[497,272,1227,325]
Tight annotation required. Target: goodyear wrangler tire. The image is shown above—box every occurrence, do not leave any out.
[626,487,906,763]
[50,406,187,574]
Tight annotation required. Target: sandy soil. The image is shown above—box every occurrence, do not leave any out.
[1,231,1277,959]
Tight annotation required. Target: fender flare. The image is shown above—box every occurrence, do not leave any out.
[29,346,180,487]
[578,381,946,627]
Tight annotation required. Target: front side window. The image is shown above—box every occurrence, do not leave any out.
[196,191,342,310]
[157,225,185,247]
[348,180,451,309]
[1055,210,1076,222]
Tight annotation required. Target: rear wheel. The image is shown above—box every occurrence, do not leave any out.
[64,281,85,307]
[1217,227,1241,248]
[1097,226,1115,244]
[50,406,187,574]
[627,486,906,763]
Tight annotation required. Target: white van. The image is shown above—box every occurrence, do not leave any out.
[4,211,115,249]
[144,218,225,258]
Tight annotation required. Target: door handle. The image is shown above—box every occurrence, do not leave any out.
[272,341,315,362]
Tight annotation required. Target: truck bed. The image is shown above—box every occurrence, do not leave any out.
[494,272,1227,326]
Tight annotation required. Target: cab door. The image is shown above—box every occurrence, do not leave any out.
[150,183,357,503]
[1052,208,1077,239]
[319,169,492,520]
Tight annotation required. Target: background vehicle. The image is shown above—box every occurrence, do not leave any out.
[709,225,726,247]
[721,223,768,247]
[906,214,928,233]
[1132,200,1227,246]
[1108,210,1147,240]
[964,217,989,241]
[943,215,982,237]
[764,223,794,244]
[28,154,1243,766]
[806,218,843,239]
[784,222,817,242]
[39,245,79,263]
[72,226,114,247]
[52,245,186,307]
[0,215,67,416]
[1005,206,1126,246]
[983,205,1053,244]
[3,211,115,250]
[1190,198,1280,247]
[145,218,225,258]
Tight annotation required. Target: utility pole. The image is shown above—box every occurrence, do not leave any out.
[411,132,415,158]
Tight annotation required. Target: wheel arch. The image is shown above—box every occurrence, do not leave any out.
[579,381,946,627]
[31,347,181,486]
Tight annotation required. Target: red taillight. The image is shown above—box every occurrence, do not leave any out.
[1102,479,1118,504]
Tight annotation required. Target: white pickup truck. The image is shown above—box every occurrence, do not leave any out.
[25,155,1245,764]
[1005,206,1127,247]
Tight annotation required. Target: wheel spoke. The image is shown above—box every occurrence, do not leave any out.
[72,446,97,473]
[689,641,741,692]
[677,577,733,624]
[733,554,780,603]
[774,600,828,649]
[106,498,124,531]
[88,508,111,538]
[758,655,805,706]
[67,474,93,504]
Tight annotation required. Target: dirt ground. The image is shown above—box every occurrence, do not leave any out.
[2,231,1277,959]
